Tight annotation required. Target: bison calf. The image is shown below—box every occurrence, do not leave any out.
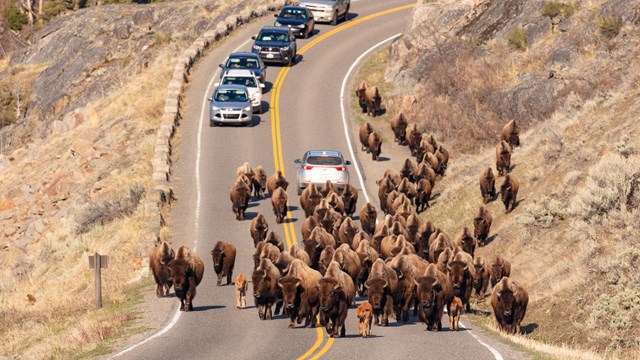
[449,296,464,331]
[236,273,248,308]
[357,301,373,337]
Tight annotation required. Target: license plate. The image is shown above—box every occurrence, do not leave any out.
[267,54,274,59]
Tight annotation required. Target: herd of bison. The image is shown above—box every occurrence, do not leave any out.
[148,81,530,339]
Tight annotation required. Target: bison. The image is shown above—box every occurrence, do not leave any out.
[167,248,205,312]
[365,258,398,326]
[359,122,373,152]
[341,184,359,218]
[253,241,281,270]
[236,273,248,308]
[415,178,432,213]
[332,243,362,288]
[490,255,511,287]
[318,261,356,337]
[376,175,395,213]
[357,301,374,337]
[435,145,449,174]
[267,170,289,196]
[301,215,319,242]
[501,119,520,148]
[271,186,288,224]
[447,251,475,312]
[415,263,453,331]
[338,217,359,249]
[304,227,336,270]
[473,206,492,247]
[252,165,267,199]
[391,112,408,145]
[250,214,269,247]
[300,183,323,218]
[407,123,423,157]
[211,241,237,286]
[360,85,382,116]
[472,256,490,302]
[500,174,520,213]
[454,227,475,258]
[278,259,322,328]
[449,296,463,331]
[252,258,283,320]
[495,140,512,177]
[230,176,251,220]
[479,167,496,204]
[491,277,528,334]
[318,244,336,276]
[264,230,285,252]
[149,240,175,297]
[320,180,339,198]
[429,232,454,264]
[355,80,369,113]
[236,162,255,193]
[368,131,382,161]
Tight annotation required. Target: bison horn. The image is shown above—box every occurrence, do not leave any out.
[333,283,341,291]
[383,280,389,289]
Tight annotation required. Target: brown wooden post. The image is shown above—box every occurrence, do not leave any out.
[89,252,108,309]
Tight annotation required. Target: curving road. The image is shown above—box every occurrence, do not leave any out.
[112,1,531,359]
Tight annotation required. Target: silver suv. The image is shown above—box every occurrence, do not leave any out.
[295,150,351,195]
[300,0,350,25]
[208,85,253,126]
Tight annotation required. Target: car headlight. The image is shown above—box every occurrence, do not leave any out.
[252,44,261,51]
[244,106,251,112]
[251,93,259,100]
[212,106,220,111]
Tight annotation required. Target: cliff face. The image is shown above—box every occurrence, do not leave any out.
[385,0,640,153]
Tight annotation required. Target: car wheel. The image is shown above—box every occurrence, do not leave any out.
[331,11,338,25]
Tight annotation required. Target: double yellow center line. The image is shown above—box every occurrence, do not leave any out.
[268,3,416,359]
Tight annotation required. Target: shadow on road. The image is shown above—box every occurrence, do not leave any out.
[191,305,225,312]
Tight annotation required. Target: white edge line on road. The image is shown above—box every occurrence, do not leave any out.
[110,38,252,359]
[339,34,504,360]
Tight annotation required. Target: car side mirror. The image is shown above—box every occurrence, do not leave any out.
[345,160,352,165]
[214,83,220,87]
[294,159,301,164]
[207,97,213,101]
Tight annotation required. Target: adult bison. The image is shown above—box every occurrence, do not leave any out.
[337,217,359,248]
[211,241,237,286]
[479,167,496,204]
[415,178,432,213]
[500,174,520,213]
[250,214,269,247]
[399,158,417,181]
[414,263,453,331]
[368,131,382,161]
[447,251,475,312]
[362,86,382,116]
[495,140,512,177]
[391,112,408,145]
[236,162,255,193]
[429,232,454,264]
[271,186,288,224]
[472,256,490,302]
[252,258,283,320]
[491,277,528,334]
[397,178,416,205]
[355,80,369,113]
[300,183,323,218]
[454,227,475,258]
[424,152,440,175]
[304,227,336,270]
[149,240,175,297]
[230,176,251,220]
[253,165,267,199]
[301,215,319,241]
[278,259,322,328]
[264,230,285,252]
[435,145,450,174]
[501,119,520,148]
[474,206,493,247]
[341,184,359,218]
[359,122,373,152]
[407,123,422,157]
[365,259,398,326]
[332,243,361,288]
[414,162,436,187]
[355,240,379,296]
[167,248,205,312]
[253,241,281,270]
[490,255,512,287]
[318,245,335,276]
[376,175,395,213]
[266,170,289,195]
[318,261,356,338]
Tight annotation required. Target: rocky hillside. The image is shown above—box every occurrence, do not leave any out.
[380,0,640,357]
[0,0,276,358]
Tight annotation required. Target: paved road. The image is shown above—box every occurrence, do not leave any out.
[112,1,531,359]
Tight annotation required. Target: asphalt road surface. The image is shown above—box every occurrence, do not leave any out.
[111,1,532,359]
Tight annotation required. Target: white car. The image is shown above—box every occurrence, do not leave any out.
[216,69,265,113]
[295,150,351,195]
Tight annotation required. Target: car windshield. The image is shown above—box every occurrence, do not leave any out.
[280,9,307,20]
[214,89,248,102]
[222,76,257,88]
[258,31,289,42]
[225,57,259,69]
[306,156,343,166]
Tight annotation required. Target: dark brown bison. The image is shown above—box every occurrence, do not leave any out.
[391,112,408,145]
[417,220,437,259]
[447,251,474,312]
[252,258,283,320]
[399,158,417,181]
[149,240,175,297]
[318,261,356,338]
[414,263,453,331]
[355,240,379,296]
[500,174,520,213]
[300,183,323,218]
[253,165,267,199]
[361,85,382,116]
[271,186,288,224]
[230,176,251,220]
[365,258,398,326]
[472,256,490,302]
[211,241,237,286]
[368,131,382,161]
[278,259,322,328]
[473,206,493,247]
[290,243,311,265]
[250,214,269,247]
[479,167,496,204]
[436,247,453,275]
[267,170,289,196]
[376,175,395,213]
[405,213,421,246]
[435,145,449,174]
[371,223,388,253]
[495,140,512,177]
[501,119,520,148]
[341,184,359,218]
[359,122,373,152]
[327,192,345,216]
[491,277,528,334]
[167,249,205,312]
[415,178,432,213]
[386,254,418,323]
[454,227,476,258]
[355,80,369,113]
[407,123,423,157]
[425,134,438,150]
[351,230,371,252]
[490,255,511,287]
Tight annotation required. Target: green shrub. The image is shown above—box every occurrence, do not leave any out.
[521,195,565,228]
[542,1,575,19]
[598,16,622,38]
[6,4,27,31]
[506,27,527,51]
[0,82,17,128]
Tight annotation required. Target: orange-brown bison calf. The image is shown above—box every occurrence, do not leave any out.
[449,296,464,331]
[357,301,373,337]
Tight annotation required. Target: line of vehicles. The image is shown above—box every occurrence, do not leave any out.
[208,1,353,194]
